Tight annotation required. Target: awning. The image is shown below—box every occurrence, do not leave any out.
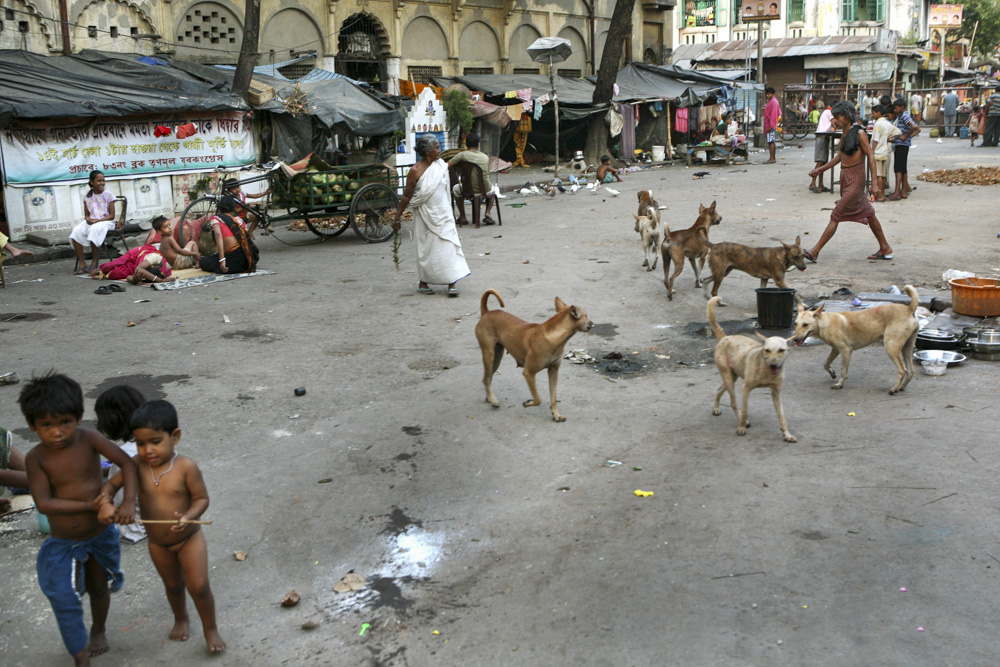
[0,49,248,125]
[604,63,720,105]
[431,74,599,106]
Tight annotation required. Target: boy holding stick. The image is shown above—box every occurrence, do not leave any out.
[98,400,225,653]
[18,372,138,666]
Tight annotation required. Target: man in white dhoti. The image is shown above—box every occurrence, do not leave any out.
[393,135,470,297]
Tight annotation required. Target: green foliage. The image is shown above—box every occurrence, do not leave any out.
[956,0,1000,58]
[443,89,474,135]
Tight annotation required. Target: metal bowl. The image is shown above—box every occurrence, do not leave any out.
[918,329,958,340]
[968,339,1000,354]
[970,350,1000,361]
[915,334,960,351]
[920,360,948,376]
[914,350,966,367]
[971,329,1000,344]
[963,325,986,337]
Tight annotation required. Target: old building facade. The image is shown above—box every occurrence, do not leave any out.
[1,0,677,92]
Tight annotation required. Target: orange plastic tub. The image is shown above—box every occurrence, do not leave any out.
[949,277,1000,317]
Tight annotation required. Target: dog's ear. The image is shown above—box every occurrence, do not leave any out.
[633,213,640,221]
[709,200,717,210]
[813,303,825,315]
[637,191,643,203]
[754,331,768,344]
[794,235,801,246]
[555,296,567,311]
[698,203,706,214]
[570,306,582,319]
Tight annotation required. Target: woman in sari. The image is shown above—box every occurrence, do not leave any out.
[392,135,470,296]
[199,196,259,274]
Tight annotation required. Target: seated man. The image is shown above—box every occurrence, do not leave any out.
[448,133,496,225]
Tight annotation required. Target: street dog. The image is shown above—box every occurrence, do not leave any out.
[708,296,797,442]
[475,289,594,422]
[791,285,919,394]
[634,214,661,271]
[661,201,722,299]
[637,190,660,225]
[702,235,807,303]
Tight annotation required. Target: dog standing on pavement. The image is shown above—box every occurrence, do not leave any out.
[634,214,661,271]
[702,235,807,303]
[791,285,919,394]
[475,289,594,422]
[661,201,722,299]
[637,190,660,225]
[708,296,797,442]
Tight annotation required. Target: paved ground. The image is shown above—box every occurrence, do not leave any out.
[2,136,1000,666]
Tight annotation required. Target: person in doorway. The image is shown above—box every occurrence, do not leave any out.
[68,171,117,275]
[391,135,470,297]
[888,97,919,200]
[447,133,496,225]
[981,85,1000,146]
[763,87,781,163]
[942,89,960,136]
[809,103,835,192]
[803,101,892,262]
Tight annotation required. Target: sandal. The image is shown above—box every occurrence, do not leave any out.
[483,216,496,225]
[867,253,894,260]
[803,249,818,263]
[94,285,112,295]
[448,287,459,297]
[74,268,90,275]
[887,194,902,201]
[417,286,435,295]
[108,283,126,293]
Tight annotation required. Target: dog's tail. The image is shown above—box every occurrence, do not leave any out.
[662,219,672,243]
[481,289,504,315]
[706,296,726,341]
[904,284,919,315]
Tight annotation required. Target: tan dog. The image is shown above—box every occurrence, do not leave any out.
[708,296,797,442]
[475,289,594,422]
[702,235,807,303]
[634,214,661,271]
[792,285,919,394]
[661,201,722,299]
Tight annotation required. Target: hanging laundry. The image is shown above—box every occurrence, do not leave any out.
[607,107,624,137]
[675,107,689,134]
[534,102,543,120]
[613,83,620,96]
[506,103,523,121]
[505,90,518,98]
[653,101,663,112]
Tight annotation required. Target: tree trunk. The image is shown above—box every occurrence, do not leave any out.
[585,0,636,165]
[231,0,261,101]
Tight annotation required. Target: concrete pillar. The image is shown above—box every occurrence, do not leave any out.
[387,57,401,95]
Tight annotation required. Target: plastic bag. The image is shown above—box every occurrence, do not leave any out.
[942,269,975,282]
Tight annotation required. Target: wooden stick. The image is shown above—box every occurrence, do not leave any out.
[136,519,212,525]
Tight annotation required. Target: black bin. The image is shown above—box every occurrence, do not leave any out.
[756,287,796,328]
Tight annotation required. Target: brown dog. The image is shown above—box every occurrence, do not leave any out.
[791,285,919,394]
[708,296,797,442]
[475,289,594,422]
[702,235,807,303]
[637,190,660,225]
[661,201,722,299]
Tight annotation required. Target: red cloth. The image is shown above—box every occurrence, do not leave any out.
[830,162,874,224]
[98,245,171,280]
[764,97,781,132]
[154,125,172,138]
[175,123,197,139]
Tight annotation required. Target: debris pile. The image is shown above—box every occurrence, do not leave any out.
[917,166,1000,186]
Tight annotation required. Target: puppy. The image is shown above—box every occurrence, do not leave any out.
[634,214,661,271]
[661,201,722,299]
[703,235,807,303]
[475,289,594,422]
[708,296,797,442]
[792,285,919,394]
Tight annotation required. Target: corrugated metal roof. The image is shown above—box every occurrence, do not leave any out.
[693,35,878,62]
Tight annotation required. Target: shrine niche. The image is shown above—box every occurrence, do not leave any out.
[335,13,390,91]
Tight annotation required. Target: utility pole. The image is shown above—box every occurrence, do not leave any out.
[756,21,765,140]
[232,0,261,100]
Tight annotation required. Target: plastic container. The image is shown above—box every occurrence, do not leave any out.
[920,360,948,376]
[756,287,797,328]
[651,145,666,161]
[34,506,51,534]
[960,126,970,139]
[949,277,1000,317]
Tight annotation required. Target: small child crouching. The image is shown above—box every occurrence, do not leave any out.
[19,372,138,666]
[98,400,225,653]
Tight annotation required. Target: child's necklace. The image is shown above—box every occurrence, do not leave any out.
[151,453,178,486]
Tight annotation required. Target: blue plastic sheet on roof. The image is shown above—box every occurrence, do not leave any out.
[136,56,168,66]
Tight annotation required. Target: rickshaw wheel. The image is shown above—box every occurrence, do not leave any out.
[179,196,219,249]
[304,212,350,238]
[350,183,398,243]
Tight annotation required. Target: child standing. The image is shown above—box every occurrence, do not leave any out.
[95,386,147,543]
[98,400,225,653]
[869,105,901,202]
[68,171,118,275]
[18,372,138,666]
[968,103,981,146]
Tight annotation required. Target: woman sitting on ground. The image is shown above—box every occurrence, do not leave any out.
[199,196,258,274]
[89,242,175,286]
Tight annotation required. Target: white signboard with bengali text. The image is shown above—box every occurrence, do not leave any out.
[0,112,254,187]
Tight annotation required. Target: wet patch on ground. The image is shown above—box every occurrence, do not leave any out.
[0,312,55,322]
[87,373,191,401]
[589,323,619,338]
[382,507,423,536]
[221,328,279,343]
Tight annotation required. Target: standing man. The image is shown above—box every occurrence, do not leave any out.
[763,87,781,164]
[862,92,874,123]
[809,103,835,192]
[888,98,919,200]
[942,90,960,137]
[982,84,1000,147]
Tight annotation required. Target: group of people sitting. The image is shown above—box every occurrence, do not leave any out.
[70,171,260,287]
[709,111,747,149]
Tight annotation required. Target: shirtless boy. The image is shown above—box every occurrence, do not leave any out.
[18,372,138,666]
[99,400,225,653]
[596,155,623,183]
[143,216,199,270]
[804,100,893,262]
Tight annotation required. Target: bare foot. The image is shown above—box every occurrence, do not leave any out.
[6,245,33,258]
[205,628,226,653]
[169,618,190,641]
[88,629,109,657]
